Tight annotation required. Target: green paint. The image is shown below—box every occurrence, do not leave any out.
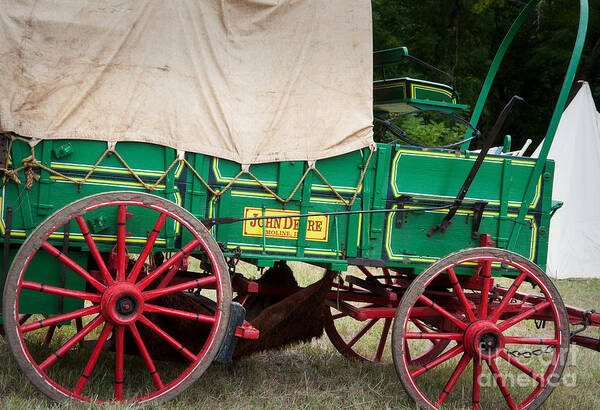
[373,46,409,66]
[502,135,512,153]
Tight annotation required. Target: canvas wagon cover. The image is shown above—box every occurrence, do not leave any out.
[0,0,373,164]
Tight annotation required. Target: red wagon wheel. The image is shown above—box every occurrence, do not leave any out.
[324,266,448,364]
[2,192,231,404]
[392,248,569,409]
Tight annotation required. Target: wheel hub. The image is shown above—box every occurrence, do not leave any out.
[463,320,504,360]
[116,295,136,315]
[100,282,144,325]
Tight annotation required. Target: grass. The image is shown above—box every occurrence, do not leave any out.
[1,263,600,409]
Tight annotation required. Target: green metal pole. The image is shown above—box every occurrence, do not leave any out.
[460,0,542,151]
[507,0,589,252]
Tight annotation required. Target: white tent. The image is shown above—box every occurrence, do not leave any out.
[532,82,600,278]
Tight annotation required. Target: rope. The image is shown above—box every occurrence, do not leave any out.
[177,145,374,207]
[148,156,180,191]
[80,149,111,186]
[0,135,375,206]
[180,158,219,196]
[24,168,39,189]
[111,150,152,189]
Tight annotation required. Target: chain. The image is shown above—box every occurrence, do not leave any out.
[505,344,554,359]
[334,272,345,311]
[226,246,242,275]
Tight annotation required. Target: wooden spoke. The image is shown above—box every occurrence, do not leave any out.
[76,216,114,285]
[503,337,558,345]
[41,241,106,292]
[137,238,201,290]
[405,332,463,341]
[128,323,164,390]
[486,358,518,410]
[498,300,551,331]
[405,340,412,363]
[346,319,379,350]
[417,295,467,330]
[436,353,471,406]
[43,325,56,346]
[21,281,101,302]
[499,351,545,384]
[142,275,216,301]
[156,260,181,290]
[39,315,104,371]
[478,260,492,319]
[21,306,101,333]
[74,322,114,395]
[144,303,216,324]
[473,358,482,410]
[411,318,444,345]
[128,213,167,284]
[411,344,464,378]
[375,318,392,362]
[447,267,476,322]
[116,205,128,282]
[489,271,528,323]
[114,325,125,401]
[138,315,198,362]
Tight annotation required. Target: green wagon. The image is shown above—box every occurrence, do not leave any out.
[0,0,597,408]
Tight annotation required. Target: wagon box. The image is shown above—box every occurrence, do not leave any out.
[0,0,597,408]
[0,136,554,269]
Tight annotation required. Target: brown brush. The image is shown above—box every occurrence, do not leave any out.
[234,271,334,358]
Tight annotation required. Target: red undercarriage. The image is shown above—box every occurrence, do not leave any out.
[88,235,600,350]
[224,272,600,349]
[89,264,600,349]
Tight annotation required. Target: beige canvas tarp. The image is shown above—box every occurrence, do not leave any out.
[0,0,374,164]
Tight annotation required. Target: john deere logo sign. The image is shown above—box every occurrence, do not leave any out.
[242,207,329,242]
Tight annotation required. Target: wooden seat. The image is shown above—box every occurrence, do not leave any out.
[373,47,467,114]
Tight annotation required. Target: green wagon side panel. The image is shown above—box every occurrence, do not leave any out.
[383,208,539,262]
[384,146,552,270]
[208,149,371,268]
[2,139,183,252]
[214,191,350,258]
[390,148,543,208]
[0,138,553,281]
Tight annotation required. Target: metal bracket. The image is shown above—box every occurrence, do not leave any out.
[395,195,412,228]
[479,233,496,247]
[427,95,523,237]
[471,201,488,239]
[570,309,595,338]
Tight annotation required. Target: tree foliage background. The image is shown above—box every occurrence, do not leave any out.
[372,0,600,150]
